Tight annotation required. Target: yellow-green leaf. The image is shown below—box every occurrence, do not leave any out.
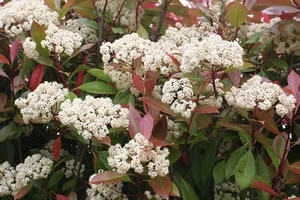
[226,2,248,28]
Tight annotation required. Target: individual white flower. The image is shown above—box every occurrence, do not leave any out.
[22,37,39,59]
[161,78,196,118]
[15,81,69,124]
[41,23,83,56]
[224,75,296,116]
[58,95,129,140]
[0,0,59,37]
[107,133,170,178]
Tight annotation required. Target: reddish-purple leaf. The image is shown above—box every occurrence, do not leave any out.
[128,105,142,138]
[94,136,111,146]
[254,108,281,135]
[193,106,219,114]
[289,162,300,175]
[52,135,62,161]
[14,185,32,200]
[285,171,300,185]
[149,176,172,200]
[29,64,44,91]
[12,75,26,94]
[140,96,175,116]
[140,113,154,139]
[287,70,300,101]
[10,40,20,65]
[132,72,144,93]
[89,170,130,184]
[144,71,158,96]
[55,194,69,200]
[152,115,168,140]
[0,93,7,108]
[0,68,9,79]
[0,54,10,65]
[166,53,180,70]
[75,71,85,95]
[228,70,241,87]
[250,181,277,195]
[149,137,170,147]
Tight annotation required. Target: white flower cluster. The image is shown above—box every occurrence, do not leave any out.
[144,190,163,200]
[181,34,244,71]
[15,81,69,124]
[0,0,59,36]
[22,37,40,59]
[41,23,83,56]
[107,133,170,178]
[214,181,246,200]
[86,170,127,200]
[65,19,97,43]
[96,0,144,28]
[58,95,129,140]
[161,78,196,118]
[0,154,53,196]
[64,159,85,179]
[198,79,224,108]
[225,75,296,116]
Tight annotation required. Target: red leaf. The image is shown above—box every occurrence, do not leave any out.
[149,137,170,147]
[52,135,62,161]
[10,40,20,65]
[261,12,270,23]
[140,113,154,139]
[29,64,44,91]
[152,115,168,140]
[166,53,180,70]
[132,72,144,93]
[0,93,7,108]
[193,106,219,114]
[14,185,32,200]
[286,70,300,102]
[55,194,69,200]
[0,68,9,79]
[0,54,10,65]
[289,162,300,175]
[128,105,142,138]
[228,70,241,87]
[140,96,175,116]
[149,176,172,200]
[144,71,158,96]
[75,71,85,95]
[254,108,281,135]
[94,136,111,146]
[250,181,277,195]
[89,170,130,184]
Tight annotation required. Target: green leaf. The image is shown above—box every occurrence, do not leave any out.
[213,160,226,184]
[34,55,54,67]
[111,27,125,34]
[245,31,264,43]
[173,176,200,200]
[78,81,117,94]
[72,0,96,19]
[226,2,248,28]
[137,24,149,39]
[89,170,131,184]
[30,22,49,56]
[239,131,251,145]
[270,58,288,70]
[113,91,134,105]
[47,169,64,189]
[87,68,112,82]
[225,145,248,179]
[0,122,23,142]
[77,18,99,30]
[234,150,256,190]
[62,178,76,192]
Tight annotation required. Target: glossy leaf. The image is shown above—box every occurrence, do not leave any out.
[250,181,277,195]
[47,169,64,189]
[213,160,226,184]
[225,145,248,179]
[10,39,20,65]
[173,176,200,200]
[234,150,256,190]
[144,70,158,96]
[254,109,281,135]
[132,72,144,94]
[0,54,10,65]
[289,162,300,175]
[87,68,112,82]
[52,135,62,161]
[226,2,248,28]
[149,176,172,200]
[89,170,130,184]
[140,96,175,116]
[78,81,117,94]
[29,64,44,91]
[273,133,290,161]
[30,22,48,56]
[14,185,32,200]
[152,115,168,140]
[140,113,153,139]
[128,105,142,138]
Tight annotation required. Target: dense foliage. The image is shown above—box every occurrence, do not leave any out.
[0,0,300,199]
